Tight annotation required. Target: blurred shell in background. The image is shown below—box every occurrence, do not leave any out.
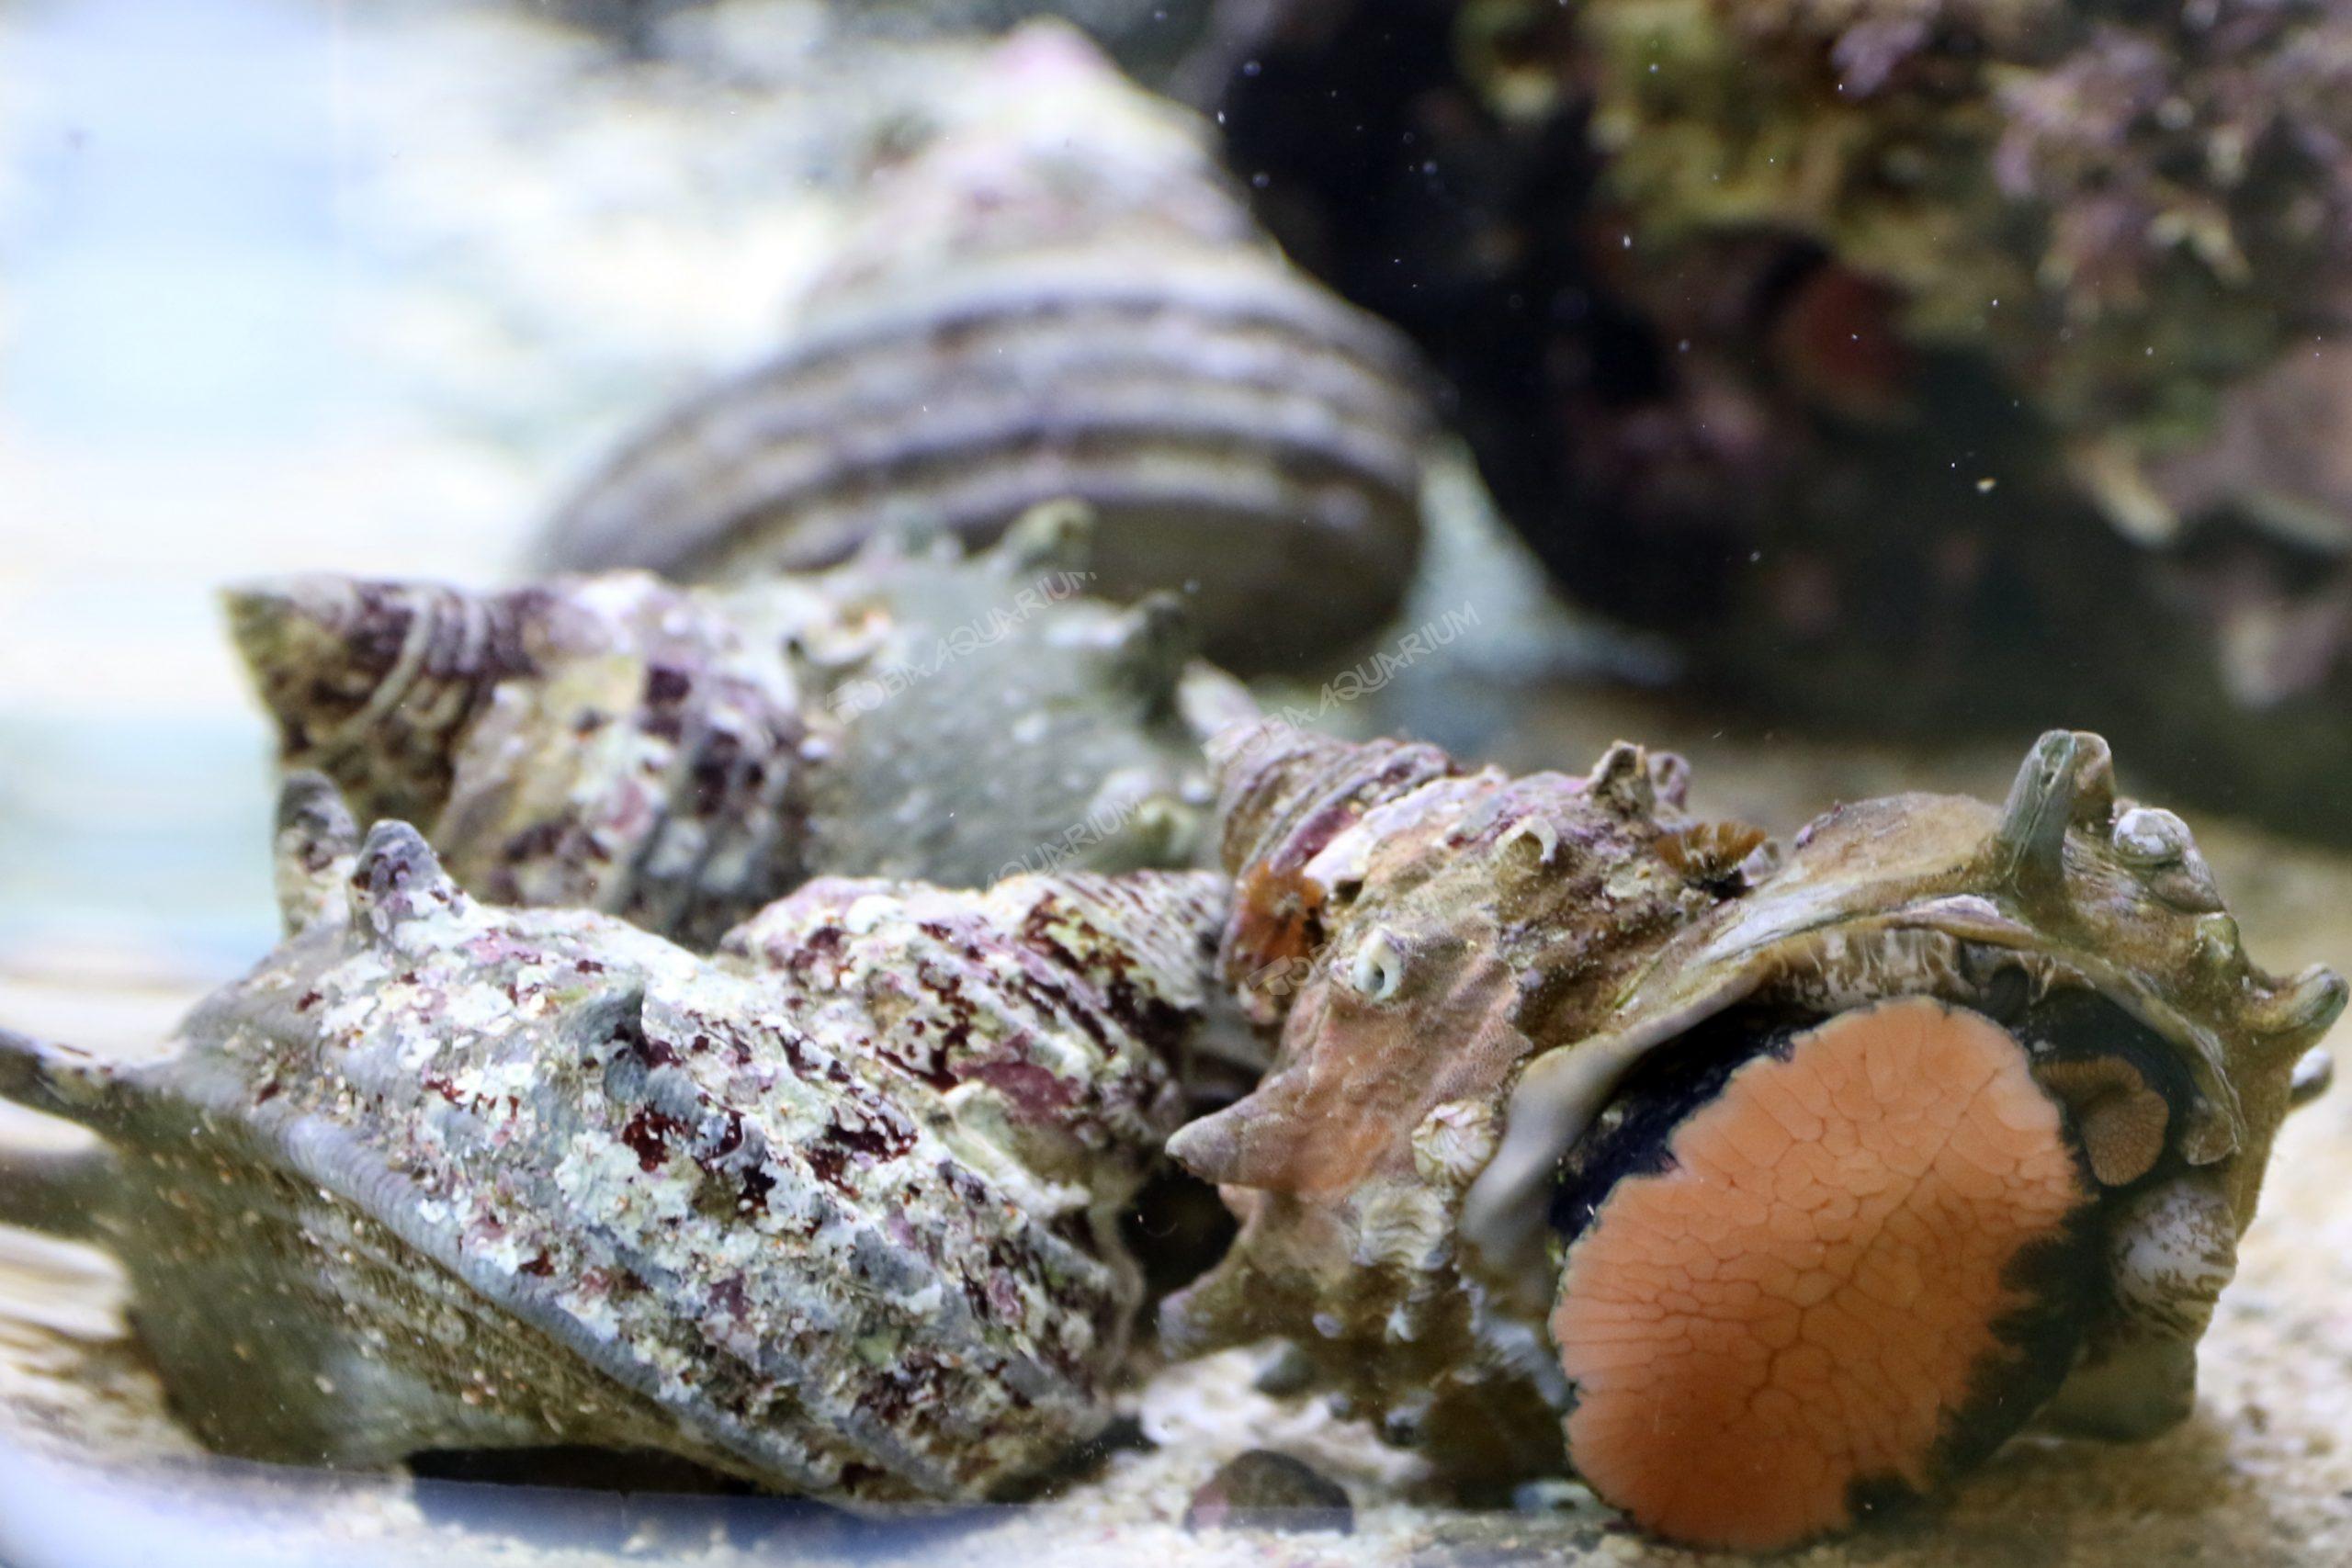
[540,21,1436,673]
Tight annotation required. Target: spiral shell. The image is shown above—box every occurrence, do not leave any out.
[0,778,1227,1499]
[536,23,1433,671]
[226,508,1248,947]
[1163,722,2341,1547]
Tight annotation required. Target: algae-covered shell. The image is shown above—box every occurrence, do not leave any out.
[762,504,1254,889]
[1164,723,2340,1548]
[536,23,1432,672]
[226,508,1246,947]
[0,779,1227,1499]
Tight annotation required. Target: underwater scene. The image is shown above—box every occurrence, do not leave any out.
[4,2,2352,1563]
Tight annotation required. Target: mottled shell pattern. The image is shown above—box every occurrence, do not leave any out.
[1165,721,1744,1473]
[227,505,1250,949]
[536,22,1434,671]
[0,777,1227,1501]
[1165,722,2342,1543]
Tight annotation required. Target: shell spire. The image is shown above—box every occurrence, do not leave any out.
[227,570,820,948]
[222,576,529,829]
[533,24,1432,672]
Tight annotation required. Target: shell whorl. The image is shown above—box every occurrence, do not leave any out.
[722,868,1224,1192]
[1211,720,1461,886]
[536,28,1432,671]
[223,576,535,829]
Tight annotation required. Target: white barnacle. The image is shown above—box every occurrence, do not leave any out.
[1411,1100,1501,1189]
[2113,806,2223,911]
[2111,807,2191,866]
[1501,816,1560,865]
[1348,928,1407,1002]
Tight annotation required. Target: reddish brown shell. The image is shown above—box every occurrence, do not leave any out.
[1163,724,2341,1544]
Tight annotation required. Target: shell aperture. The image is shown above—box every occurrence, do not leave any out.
[1550,998,2098,1550]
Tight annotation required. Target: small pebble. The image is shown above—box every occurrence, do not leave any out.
[1183,1450,1354,1534]
[1250,1341,1317,1397]
[1512,1477,1606,1515]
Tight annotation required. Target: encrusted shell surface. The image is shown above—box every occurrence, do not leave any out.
[1166,720,1737,1480]
[0,780,1227,1500]
[535,23,1433,672]
[1162,722,2341,1540]
[226,509,1248,947]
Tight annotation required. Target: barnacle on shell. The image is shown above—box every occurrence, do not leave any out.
[1163,721,2342,1548]
[535,23,1434,672]
[0,776,1227,1499]
[226,507,1248,948]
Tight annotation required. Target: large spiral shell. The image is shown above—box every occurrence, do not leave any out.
[537,23,1433,672]
[0,780,1227,1500]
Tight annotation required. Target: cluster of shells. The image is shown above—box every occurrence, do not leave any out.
[0,14,2345,1559]
[2,689,2336,1547]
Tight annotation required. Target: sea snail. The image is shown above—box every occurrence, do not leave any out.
[1164,723,2342,1550]
[536,24,1432,674]
[0,776,1227,1499]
